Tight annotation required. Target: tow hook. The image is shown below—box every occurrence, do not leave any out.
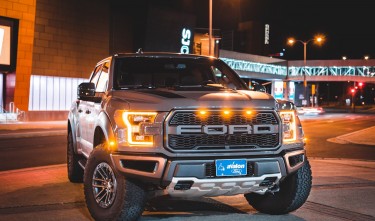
[266,184,280,195]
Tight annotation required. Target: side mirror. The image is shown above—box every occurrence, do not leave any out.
[77,82,102,103]
[253,84,266,93]
[78,82,96,99]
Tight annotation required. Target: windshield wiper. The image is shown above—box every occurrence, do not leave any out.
[119,84,156,89]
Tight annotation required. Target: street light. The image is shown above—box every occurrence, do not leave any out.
[209,0,212,56]
[287,35,325,106]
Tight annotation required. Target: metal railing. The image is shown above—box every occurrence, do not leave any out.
[221,57,375,78]
[0,102,25,123]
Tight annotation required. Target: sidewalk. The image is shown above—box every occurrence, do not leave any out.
[327,126,375,146]
[0,159,374,221]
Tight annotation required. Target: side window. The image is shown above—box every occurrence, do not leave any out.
[96,62,109,92]
[90,64,103,86]
[212,66,235,89]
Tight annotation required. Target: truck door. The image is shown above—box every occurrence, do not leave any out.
[85,62,109,146]
[78,64,103,154]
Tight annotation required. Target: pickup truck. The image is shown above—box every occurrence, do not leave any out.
[67,52,311,221]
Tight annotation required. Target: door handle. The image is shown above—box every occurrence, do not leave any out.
[85,110,91,114]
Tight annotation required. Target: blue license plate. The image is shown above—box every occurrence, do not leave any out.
[216,159,247,176]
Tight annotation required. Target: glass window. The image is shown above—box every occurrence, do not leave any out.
[90,64,103,86]
[113,57,247,90]
[96,62,109,92]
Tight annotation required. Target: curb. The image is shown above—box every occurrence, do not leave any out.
[326,126,375,146]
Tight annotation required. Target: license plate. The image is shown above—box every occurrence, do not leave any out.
[216,159,247,177]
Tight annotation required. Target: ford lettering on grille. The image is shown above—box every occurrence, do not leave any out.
[176,124,279,135]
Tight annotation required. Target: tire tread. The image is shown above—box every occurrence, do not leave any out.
[245,159,312,214]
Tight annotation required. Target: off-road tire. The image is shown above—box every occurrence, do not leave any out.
[67,130,84,183]
[84,144,146,221]
[245,159,312,214]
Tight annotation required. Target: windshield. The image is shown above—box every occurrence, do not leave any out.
[113,57,248,91]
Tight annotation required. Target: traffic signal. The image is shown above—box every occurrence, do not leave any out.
[358,82,364,88]
[351,88,356,94]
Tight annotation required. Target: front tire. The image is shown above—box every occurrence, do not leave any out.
[67,130,84,183]
[84,144,146,221]
[245,159,312,214]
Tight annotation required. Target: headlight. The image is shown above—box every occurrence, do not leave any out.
[122,112,158,145]
[279,110,297,142]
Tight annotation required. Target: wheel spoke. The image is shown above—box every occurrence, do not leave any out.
[105,190,110,205]
[95,188,105,199]
[93,178,105,182]
[97,190,108,203]
[92,184,105,188]
[97,167,107,179]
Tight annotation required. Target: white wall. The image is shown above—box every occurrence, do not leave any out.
[28,75,87,111]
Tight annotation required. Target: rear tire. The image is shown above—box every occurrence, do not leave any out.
[67,130,84,183]
[245,159,312,214]
[84,144,146,221]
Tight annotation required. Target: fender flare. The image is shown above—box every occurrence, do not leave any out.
[68,107,80,154]
[94,111,115,146]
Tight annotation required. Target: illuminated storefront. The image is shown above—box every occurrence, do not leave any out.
[0,16,18,113]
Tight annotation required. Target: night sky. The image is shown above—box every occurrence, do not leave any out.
[152,0,374,60]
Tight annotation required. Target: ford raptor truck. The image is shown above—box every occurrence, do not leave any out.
[67,52,312,221]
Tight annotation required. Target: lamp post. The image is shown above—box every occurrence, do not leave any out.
[287,35,324,106]
[350,88,356,113]
[209,0,213,56]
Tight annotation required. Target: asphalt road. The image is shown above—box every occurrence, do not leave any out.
[0,134,66,171]
[1,160,374,221]
[300,113,375,160]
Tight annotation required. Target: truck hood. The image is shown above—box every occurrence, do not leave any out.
[110,89,277,111]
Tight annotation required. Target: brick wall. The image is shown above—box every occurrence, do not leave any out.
[0,0,36,111]
[1,0,109,112]
[32,0,110,79]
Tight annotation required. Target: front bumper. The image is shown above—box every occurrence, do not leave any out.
[110,149,305,197]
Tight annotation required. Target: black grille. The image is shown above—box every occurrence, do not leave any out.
[166,111,280,151]
[205,162,254,178]
[289,154,304,167]
[168,134,279,150]
[169,112,278,125]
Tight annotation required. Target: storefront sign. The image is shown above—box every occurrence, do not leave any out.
[0,16,18,72]
[264,24,270,45]
[180,28,191,54]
